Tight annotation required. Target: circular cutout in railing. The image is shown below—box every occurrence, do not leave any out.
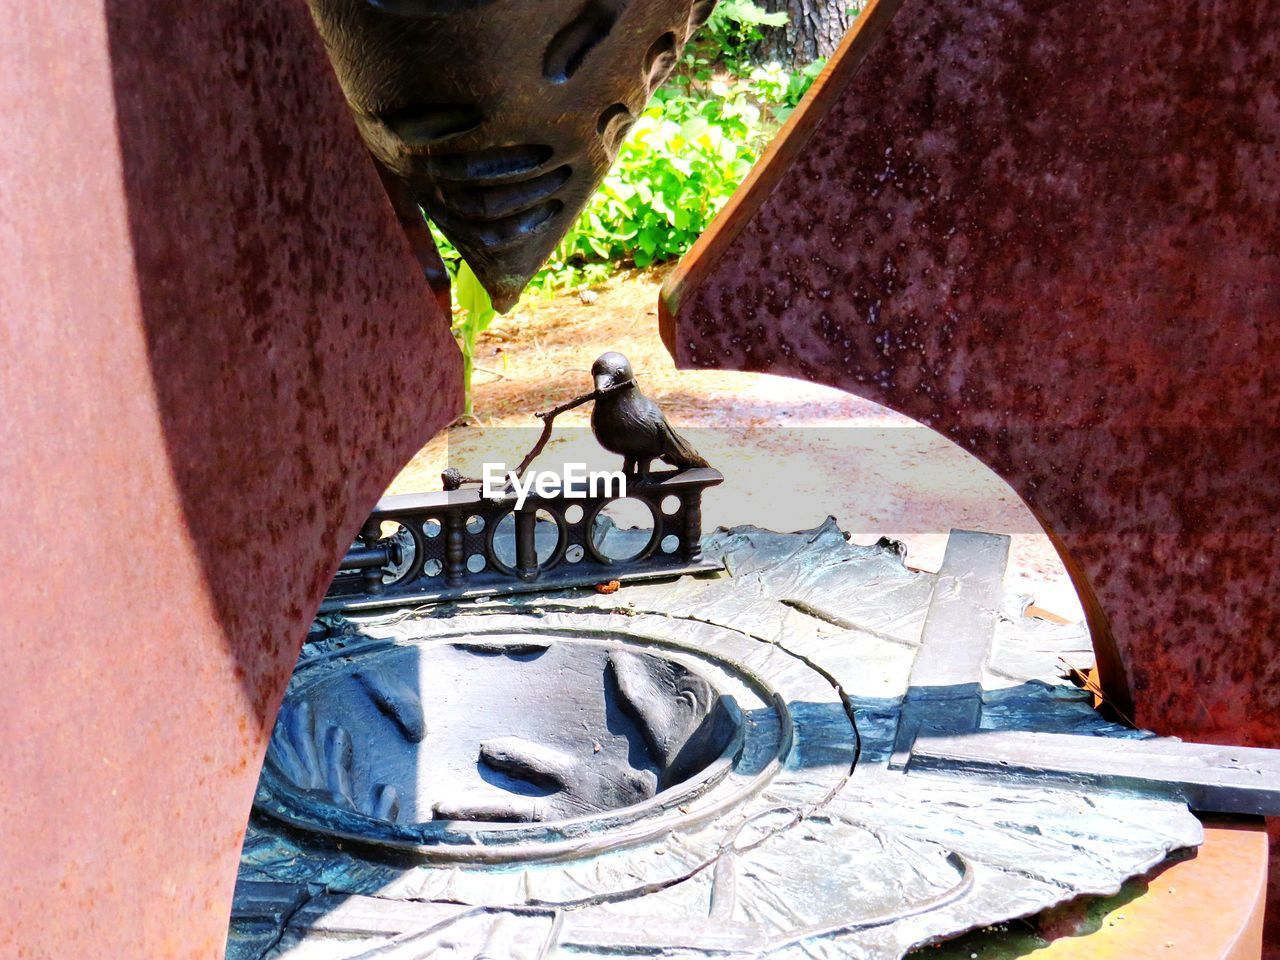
[378,521,418,584]
[590,497,657,562]
[491,509,562,571]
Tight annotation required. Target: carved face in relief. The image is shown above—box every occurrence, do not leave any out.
[306,0,717,310]
[263,635,740,828]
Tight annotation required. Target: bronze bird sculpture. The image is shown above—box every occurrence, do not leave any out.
[590,352,709,482]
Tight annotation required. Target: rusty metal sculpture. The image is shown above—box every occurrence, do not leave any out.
[659,0,1280,942]
[9,0,1279,953]
[306,0,718,310]
[1,0,461,957]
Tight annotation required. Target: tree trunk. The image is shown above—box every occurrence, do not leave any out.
[755,0,852,67]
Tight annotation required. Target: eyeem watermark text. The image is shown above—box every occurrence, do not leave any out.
[482,462,627,509]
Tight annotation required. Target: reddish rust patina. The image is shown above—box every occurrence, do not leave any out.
[661,0,1280,943]
[0,0,459,956]
[1033,818,1268,960]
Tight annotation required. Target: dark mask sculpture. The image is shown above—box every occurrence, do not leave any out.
[305,0,717,310]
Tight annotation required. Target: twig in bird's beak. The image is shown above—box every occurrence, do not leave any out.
[505,379,637,490]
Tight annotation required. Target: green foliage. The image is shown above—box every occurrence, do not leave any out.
[529,83,763,291]
[450,258,496,418]
[740,58,826,120]
[431,0,828,410]
[522,45,824,290]
[702,0,788,73]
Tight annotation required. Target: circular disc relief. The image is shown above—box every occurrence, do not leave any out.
[255,631,795,863]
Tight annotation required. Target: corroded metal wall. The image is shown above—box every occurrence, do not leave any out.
[660,0,1280,944]
[0,0,460,956]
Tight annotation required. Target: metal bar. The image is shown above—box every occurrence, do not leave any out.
[338,545,397,571]
[681,489,703,562]
[514,508,538,581]
[324,468,726,610]
[891,529,1010,762]
[358,518,385,594]
[908,730,1280,816]
[444,512,465,587]
[319,558,723,613]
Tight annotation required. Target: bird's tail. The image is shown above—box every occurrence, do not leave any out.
[665,429,710,469]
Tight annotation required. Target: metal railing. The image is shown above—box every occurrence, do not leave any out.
[323,467,723,611]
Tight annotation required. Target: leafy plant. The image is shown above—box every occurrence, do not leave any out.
[531,86,764,286]
[450,258,496,419]
[702,0,789,73]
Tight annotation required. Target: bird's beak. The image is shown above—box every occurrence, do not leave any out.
[594,373,611,391]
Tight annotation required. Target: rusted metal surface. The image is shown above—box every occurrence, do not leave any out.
[660,0,1280,939]
[0,1,460,957]
[375,163,453,315]
[306,0,719,310]
[1027,818,1269,960]
[1271,818,1280,957]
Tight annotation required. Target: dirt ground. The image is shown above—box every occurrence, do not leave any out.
[391,264,1084,622]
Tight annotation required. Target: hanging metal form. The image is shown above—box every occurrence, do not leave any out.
[306,0,718,310]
